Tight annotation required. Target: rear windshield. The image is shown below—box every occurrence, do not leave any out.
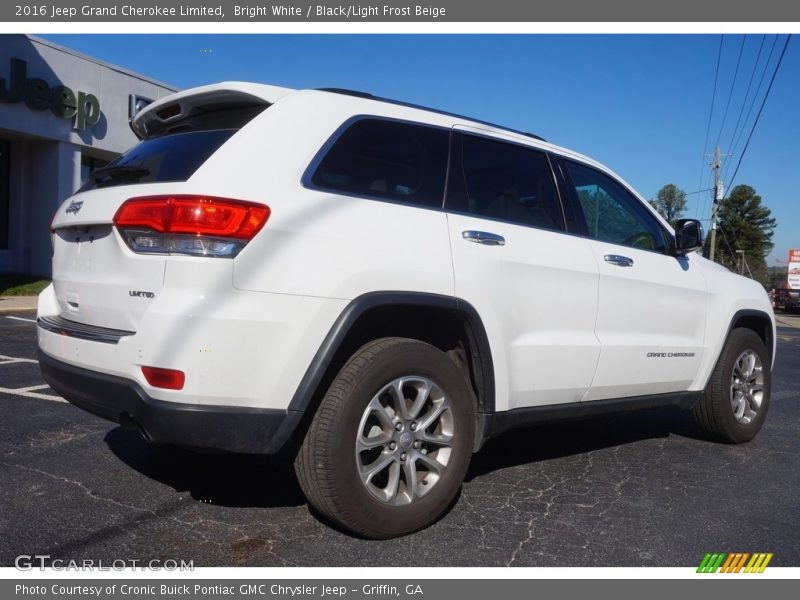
[79,129,235,192]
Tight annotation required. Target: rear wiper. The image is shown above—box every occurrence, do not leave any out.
[91,165,151,185]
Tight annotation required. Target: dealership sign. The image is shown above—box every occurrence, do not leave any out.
[788,249,800,290]
[0,58,101,130]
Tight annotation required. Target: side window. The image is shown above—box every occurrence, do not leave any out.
[448,133,565,231]
[309,118,449,209]
[564,160,668,253]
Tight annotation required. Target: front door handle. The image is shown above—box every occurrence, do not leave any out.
[462,230,505,246]
[604,254,634,267]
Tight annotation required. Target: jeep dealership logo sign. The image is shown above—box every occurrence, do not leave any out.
[0,58,101,130]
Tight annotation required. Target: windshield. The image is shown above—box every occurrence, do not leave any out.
[79,129,236,192]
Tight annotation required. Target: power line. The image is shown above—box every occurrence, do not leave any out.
[714,35,747,150]
[695,35,724,221]
[710,35,790,264]
[729,35,780,164]
[725,34,792,192]
[725,35,766,163]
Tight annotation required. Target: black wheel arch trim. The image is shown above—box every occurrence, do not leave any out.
[724,309,775,361]
[287,291,496,418]
[702,308,775,393]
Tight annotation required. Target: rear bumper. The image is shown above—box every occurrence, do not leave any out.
[38,350,302,454]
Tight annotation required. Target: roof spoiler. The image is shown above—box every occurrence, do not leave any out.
[130,82,295,140]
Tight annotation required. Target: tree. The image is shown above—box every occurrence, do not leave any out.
[649,184,687,224]
[705,184,776,287]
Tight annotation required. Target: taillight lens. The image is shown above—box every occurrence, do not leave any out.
[141,366,185,390]
[113,195,269,257]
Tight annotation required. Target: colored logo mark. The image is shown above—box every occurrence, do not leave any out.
[697,553,773,573]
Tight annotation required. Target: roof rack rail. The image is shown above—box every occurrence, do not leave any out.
[316,87,547,143]
[317,88,375,99]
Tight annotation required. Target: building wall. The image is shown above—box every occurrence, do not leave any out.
[0,35,177,276]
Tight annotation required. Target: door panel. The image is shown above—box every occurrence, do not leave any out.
[557,158,708,400]
[582,242,707,400]
[448,214,601,410]
[445,130,601,411]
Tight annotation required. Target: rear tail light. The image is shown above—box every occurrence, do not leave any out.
[141,366,185,390]
[113,195,269,257]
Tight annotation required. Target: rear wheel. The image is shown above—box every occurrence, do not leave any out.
[294,337,475,538]
[692,327,771,443]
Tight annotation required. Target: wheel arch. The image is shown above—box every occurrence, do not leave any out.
[287,292,495,449]
[727,309,775,363]
[703,308,775,391]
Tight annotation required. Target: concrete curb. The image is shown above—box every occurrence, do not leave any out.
[0,296,38,313]
[776,313,800,329]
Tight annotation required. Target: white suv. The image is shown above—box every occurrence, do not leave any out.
[38,83,775,538]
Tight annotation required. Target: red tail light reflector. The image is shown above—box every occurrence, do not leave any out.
[114,195,269,239]
[141,366,185,390]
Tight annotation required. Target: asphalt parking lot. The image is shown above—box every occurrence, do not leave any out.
[1,312,799,567]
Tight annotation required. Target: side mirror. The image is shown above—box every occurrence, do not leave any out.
[674,219,704,256]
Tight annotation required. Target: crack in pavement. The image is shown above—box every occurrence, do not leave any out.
[0,459,295,565]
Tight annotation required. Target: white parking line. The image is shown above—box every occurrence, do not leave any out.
[15,384,50,392]
[5,316,36,323]
[0,386,65,403]
[0,355,38,364]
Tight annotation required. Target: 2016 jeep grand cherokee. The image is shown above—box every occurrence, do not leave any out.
[38,83,775,538]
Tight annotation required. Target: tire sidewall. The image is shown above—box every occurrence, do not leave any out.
[713,329,771,443]
[327,340,475,538]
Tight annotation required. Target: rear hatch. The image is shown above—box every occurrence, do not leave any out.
[49,83,290,332]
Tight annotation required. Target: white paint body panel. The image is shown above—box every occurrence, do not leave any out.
[447,212,600,411]
[581,243,708,400]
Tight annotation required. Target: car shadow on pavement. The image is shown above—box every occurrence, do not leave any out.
[104,407,704,505]
[466,406,701,481]
[104,427,306,508]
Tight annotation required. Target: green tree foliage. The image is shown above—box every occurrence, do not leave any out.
[706,184,776,286]
[648,183,687,224]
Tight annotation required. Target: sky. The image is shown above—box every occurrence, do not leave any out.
[41,34,799,266]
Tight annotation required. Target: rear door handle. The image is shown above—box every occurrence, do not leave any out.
[604,254,634,267]
[462,230,505,246]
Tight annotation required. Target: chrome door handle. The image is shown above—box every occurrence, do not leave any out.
[604,254,634,267]
[462,230,505,246]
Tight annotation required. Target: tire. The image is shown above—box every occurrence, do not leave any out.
[294,337,476,538]
[692,327,771,443]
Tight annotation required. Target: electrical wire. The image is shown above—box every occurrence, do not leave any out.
[725,35,766,167]
[725,34,792,192]
[695,35,724,221]
[729,35,780,167]
[710,34,791,270]
[714,35,747,150]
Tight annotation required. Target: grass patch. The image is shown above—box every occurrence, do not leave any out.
[0,274,51,296]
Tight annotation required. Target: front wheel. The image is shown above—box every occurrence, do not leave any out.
[294,337,475,538]
[692,327,771,443]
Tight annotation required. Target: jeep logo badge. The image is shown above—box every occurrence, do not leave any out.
[65,200,83,215]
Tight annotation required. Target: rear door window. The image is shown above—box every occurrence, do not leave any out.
[446,133,565,232]
[80,129,236,192]
[309,118,449,209]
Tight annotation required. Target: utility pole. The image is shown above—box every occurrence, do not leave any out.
[709,147,724,262]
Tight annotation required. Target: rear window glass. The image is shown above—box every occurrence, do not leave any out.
[79,129,235,192]
[309,119,449,209]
